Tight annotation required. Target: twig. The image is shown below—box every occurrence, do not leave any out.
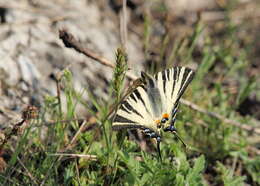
[59,29,136,80]
[0,106,38,150]
[58,29,260,135]
[0,174,18,185]
[17,157,39,185]
[181,99,260,135]
[40,158,58,186]
[62,120,87,151]
[55,71,62,117]
[75,160,80,185]
[185,121,260,156]
[39,117,93,185]
[59,29,114,68]
[48,153,97,160]
[0,120,25,150]
[120,0,128,49]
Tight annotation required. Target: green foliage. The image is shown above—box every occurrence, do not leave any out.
[1,1,259,185]
[113,148,205,186]
[235,76,256,107]
[244,157,260,184]
[216,162,246,186]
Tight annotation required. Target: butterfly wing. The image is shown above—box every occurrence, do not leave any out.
[112,85,159,132]
[112,66,195,133]
[154,67,195,120]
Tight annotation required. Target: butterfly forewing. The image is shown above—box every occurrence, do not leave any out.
[155,67,194,118]
[112,66,195,134]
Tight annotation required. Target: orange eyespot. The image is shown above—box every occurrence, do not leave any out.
[162,113,169,119]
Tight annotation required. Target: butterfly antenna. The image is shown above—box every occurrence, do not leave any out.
[156,137,162,161]
[173,131,187,148]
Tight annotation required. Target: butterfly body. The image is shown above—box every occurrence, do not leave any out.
[112,66,195,158]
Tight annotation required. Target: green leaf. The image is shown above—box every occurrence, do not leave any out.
[245,157,260,184]
[175,173,185,186]
[216,161,246,186]
[235,76,256,107]
[186,155,205,185]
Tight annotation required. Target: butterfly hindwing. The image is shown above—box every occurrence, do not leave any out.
[113,85,157,132]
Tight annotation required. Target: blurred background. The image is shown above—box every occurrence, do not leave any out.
[0,0,259,185]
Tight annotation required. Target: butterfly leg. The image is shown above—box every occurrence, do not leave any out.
[147,131,162,161]
[164,122,187,148]
[143,129,162,160]
[164,123,177,132]
[156,136,162,161]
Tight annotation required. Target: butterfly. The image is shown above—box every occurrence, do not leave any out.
[112,66,195,159]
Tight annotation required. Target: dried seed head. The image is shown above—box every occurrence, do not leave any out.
[22,106,39,120]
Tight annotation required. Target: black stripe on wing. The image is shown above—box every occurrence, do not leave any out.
[166,68,170,81]
[171,67,177,97]
[113,114,150,131]
[133,88,146,108]
[135,85,153,116]
[177,67,195,100]
[161,70,167,94]
[121,100,144,118]
[114,114,135,123]
[129,93,137,102]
